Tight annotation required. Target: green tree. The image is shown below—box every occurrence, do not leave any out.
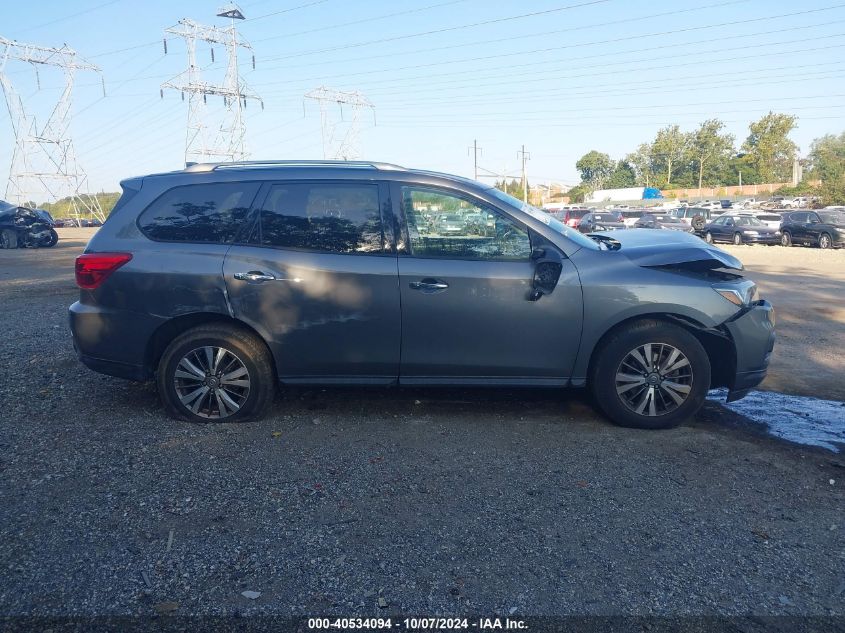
[575,150,614,190]
[652,125,690,187]
[625,143,656,187]
[808,132,845,205]
[689,119,735,189]
[565,183,589,203]
[605,160,636,188]
[742,112,798,183]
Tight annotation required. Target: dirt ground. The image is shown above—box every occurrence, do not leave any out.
[1,228,843,619]
[719,244,845,401]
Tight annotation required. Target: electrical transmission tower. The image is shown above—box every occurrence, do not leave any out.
[0,36,105,220]
[161,4,262,165]
[304,86,375,160]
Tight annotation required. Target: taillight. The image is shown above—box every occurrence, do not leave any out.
[75,253,132,290]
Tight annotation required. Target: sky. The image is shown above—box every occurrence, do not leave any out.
[2,0,845,199]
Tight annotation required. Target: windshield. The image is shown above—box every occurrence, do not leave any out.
[819,212,845,225]
[735,216,763,226]
[487,188,600,250]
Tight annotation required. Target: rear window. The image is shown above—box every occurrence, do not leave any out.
[138,182,259,243]
[252,183,383,254]
[757,214,781,221]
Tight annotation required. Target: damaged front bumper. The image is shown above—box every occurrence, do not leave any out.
[723,300,776,402]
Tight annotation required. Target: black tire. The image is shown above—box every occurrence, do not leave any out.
[704,232,714,244]
[44,229,59,247]
[781,232,792,247]
[732,232,742,246]
[157,324,275,423]
[819,233,832,250]
[691,215,706,232]
[589,319,711,430]
[0,229,17,249]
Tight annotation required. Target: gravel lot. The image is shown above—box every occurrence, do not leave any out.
[1,229,843,620]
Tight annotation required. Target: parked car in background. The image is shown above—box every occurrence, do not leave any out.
[737,211,784,230]
[780,197,808,209]
[617,209,646,227]
[577,211,626,233]
[695,201,724,211]
[703,215,781,245]
[69,160,775,430]
[0,202,59,248]
[668,207,713,232]
[780,209,845,249]
[633,214,695,232]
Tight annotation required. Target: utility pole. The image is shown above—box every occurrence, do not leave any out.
[468,139,482,180]
[161,3,263,165]
[0,36,105,220]
[518,144,530,203]
[304,86,375,160]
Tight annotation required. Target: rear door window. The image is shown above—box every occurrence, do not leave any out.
[252,183,383,254]
[138,182,260,243]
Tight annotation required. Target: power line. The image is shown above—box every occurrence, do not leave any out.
[257,0,750,73]
[255,3,845,88]
[252,0,470,42]
[13,0,122,36]
[246,0,331,22]
[260,0,613,62]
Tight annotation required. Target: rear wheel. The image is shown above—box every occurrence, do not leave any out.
[157,324,275,423]
[819,233,832,249]
[590,320,711,429]
[732,232,742,245]
[705,232,714,244]
[0,229,17,249]
[781,231,792,247]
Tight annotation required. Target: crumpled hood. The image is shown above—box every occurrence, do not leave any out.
[606,228,744,271]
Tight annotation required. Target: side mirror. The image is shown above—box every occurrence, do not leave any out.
[528,247,563,302]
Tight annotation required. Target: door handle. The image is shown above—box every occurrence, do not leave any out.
[234,271,276,283]
[409,278,449,291]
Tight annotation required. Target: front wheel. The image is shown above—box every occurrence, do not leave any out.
[43,229,59,247]
[590,320,711,429]
[733,232,743,245]
[157,324,275,423]
[819,233,832,249]
[704,232,714,244]
[781,232,792,247]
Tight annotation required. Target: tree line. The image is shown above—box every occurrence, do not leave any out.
[566,113,845,205]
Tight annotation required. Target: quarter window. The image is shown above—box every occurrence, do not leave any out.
[401,187,531,260]
[138,182,259,243]
[253,183,383,254]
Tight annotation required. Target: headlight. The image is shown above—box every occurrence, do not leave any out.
[714,284,758,307]
[775,230,781,235]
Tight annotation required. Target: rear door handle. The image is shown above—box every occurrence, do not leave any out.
[409,278,449,292]
[234,271,276,283]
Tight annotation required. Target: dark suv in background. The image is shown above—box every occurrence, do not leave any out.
[780,209,845,249]
[70,161,775,429]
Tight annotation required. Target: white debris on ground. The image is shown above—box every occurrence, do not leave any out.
[709,389,845,452]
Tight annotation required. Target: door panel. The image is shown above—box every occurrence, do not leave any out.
[223,180,400,381]
[223,248,400,379]
[393,183,582,382]
[398,257,582,381]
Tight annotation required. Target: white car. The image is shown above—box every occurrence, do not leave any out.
[736,211,784,230]
[781,197,809,209]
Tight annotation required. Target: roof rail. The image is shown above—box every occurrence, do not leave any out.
[184,160,405,173]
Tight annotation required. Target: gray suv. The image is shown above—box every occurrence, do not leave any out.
[70,161,775,429]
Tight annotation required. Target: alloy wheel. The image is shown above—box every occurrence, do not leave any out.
[173,346,250,419]
[615,343,694,417]
[820,234,831,249]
